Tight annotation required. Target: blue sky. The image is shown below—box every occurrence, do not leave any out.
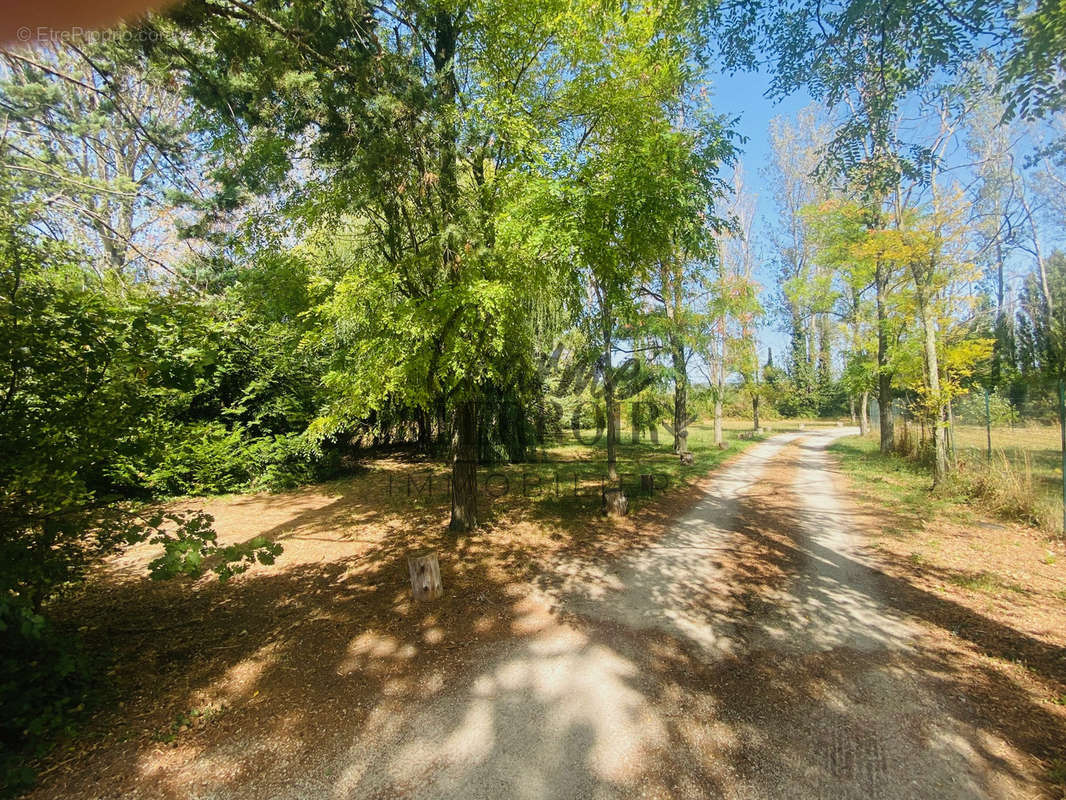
[710,68,813,219]
[707,67,816,364]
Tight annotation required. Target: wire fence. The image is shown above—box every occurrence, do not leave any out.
[870,381,1066,533]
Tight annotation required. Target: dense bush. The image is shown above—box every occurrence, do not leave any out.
[0,198,292,790]
[0,601,90,798]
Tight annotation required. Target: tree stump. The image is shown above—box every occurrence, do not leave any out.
[601,487,628,517]
[679,451,695,465]
[407,550,443,601]
[640,473,655,495]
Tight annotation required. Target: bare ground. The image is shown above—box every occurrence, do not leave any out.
[26,431,1066,799]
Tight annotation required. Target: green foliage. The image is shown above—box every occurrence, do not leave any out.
[0,40,197,282]
[1003,0,1066,122]
[144,422,252,495]
[0,0,738,786]
[0,187,294,791]
[142,510,282,582]
[0,600,90,798]
[715,0,1013,195]
[0,193,144,611]
[1017,251,1066,380]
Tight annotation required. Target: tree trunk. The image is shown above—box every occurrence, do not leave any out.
[599,285,621,486]
[859,391,870,436]
[918,298,948,485]
[849,396,857,425]
[713,395,723,447]
[816,314,832,412]
[875,261,894,453]
[417,408,431,453]
[436,400,448,448]
[947,398,958,471]
[434,11,476,532]
[714,321,725,447]
[449,399,478,532]
[992,239,1006,388]
[1022,190,1053,314]
[670,333,688,453]
[752,393,760,432]
[601,487,628,517]
[604,373,619,484]
[609,401,621,446]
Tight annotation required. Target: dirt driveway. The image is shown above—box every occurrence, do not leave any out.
[31,431,1060,799]
[302,430,1044,800]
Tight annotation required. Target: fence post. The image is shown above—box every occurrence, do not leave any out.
[1059,379,1065,535]
[985,387,992,463]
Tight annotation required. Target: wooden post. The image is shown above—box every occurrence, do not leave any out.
[601,487,628,517]
[985,387,992,462]
[407,551,443,601]
[640,473,655,495]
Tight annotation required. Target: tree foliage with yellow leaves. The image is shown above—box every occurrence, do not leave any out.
[806,195,991,484]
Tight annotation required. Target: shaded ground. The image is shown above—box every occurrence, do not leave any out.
[27,429,1066,799]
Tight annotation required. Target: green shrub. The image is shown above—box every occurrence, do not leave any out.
[0,600,89,798]
[953,390,1018,426]
[248,433,323,490]
[140,422,251,496]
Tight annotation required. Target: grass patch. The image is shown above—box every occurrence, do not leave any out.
[830,433,1062,534]
[363,420,763,519]
[1047,758,1066,788]
[827,436,958,522]
[950,449,1059,533]
[944,570,1027,596]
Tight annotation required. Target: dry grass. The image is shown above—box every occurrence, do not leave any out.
[952,421,1062,453]
[951,423,1064,533]
[884,420,1064,534]
[954,449,1061,532]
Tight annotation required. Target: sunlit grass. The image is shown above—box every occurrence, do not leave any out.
[833,428,1065,534]
[827,435,959,520]
[331,418,774,519]
[951,423,1062,511]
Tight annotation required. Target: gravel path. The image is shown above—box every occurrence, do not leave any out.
[169,431,1045,799]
